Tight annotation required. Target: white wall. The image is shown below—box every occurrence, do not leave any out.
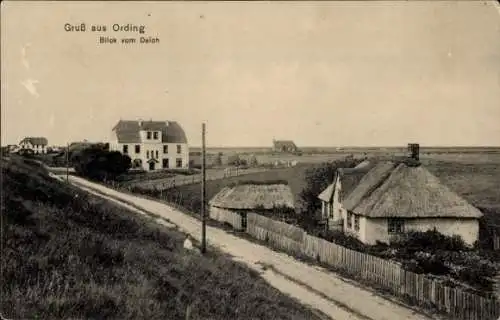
[332,176,342,221]
[19,141,47,154]
[114,142,189,171]
[109,127,189,171]
[357,217,480,246]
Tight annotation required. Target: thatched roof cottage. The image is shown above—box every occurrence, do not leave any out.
[209,183,295,231]
[318,145,483,246]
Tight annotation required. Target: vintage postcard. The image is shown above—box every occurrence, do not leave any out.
[1,1,500,320]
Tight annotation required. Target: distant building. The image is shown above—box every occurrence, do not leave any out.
[109,119,189,171]
[19,137,48,154]
[272,139,299,153]
[318,144,483,246]
[5,145,20,153]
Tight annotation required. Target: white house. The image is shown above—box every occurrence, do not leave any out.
[318,165,372,231]
[109,119,189,171]
[319,145,483,246]
[19,137,48,154]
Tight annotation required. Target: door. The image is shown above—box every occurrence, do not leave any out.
[241,212,247,231]
[149,161,155,171]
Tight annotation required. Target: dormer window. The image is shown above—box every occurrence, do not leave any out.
[147,131,152,139]
[153,131,159,139]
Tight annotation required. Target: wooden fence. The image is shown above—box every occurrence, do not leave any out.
[245,212,500,320]
[209,207,244,231]
[133,167,271,190]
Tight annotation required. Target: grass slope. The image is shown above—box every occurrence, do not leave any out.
[1,156,322,320]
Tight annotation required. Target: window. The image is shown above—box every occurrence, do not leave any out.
[388,218,405,234]
[146,150,150,158]
[153,131,159,139]
[123,145,128,154]
[163,145,168,153]
[155,150,159,158]
[354,215,360,232]
[162,158,169,168]
[176,144,181,154]
[135,145,140,153]
[176,158,182,168]
[347,212,353,228]
[147,131,152,139]
[132,159,142,169]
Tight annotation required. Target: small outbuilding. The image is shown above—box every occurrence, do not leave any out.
[209,183,295,231]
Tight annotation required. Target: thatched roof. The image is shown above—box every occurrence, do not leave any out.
[318,165,372,203]
[344,161,483,219]
[209,184,295,210]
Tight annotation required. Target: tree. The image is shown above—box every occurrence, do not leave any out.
[214,152,223,166]
[249,154,258,167]
[72,146,131,182]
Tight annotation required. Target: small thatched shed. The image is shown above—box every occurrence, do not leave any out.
[209,183,295,231]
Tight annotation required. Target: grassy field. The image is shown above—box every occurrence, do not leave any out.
[1,156,323,320]
[151,154,500,226]
[154,163,317,214]
[422,157,500,211]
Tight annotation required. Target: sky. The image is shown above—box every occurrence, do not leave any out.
[2,1,500,147]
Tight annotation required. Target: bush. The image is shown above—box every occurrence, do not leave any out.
[390,229,468,254]
[227,154,247,167]
[248,155,258,167]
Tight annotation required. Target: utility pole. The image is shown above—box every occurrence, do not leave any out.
[66,142,70,183]
[201,123,207,254]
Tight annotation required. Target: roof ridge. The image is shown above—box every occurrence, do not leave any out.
[362,162,407,214]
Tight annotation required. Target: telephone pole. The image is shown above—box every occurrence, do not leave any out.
[201,123,207,254]
[66,143,70,182]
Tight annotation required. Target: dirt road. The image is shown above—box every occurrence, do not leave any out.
[70,175,434,320]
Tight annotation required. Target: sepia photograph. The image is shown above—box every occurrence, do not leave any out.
[1,1,500,319]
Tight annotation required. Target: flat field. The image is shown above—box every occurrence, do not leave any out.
[167,152,500,216]
[164,163,316,213]
[422,155,500,212]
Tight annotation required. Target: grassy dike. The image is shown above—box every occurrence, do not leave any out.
[1,156,324,320]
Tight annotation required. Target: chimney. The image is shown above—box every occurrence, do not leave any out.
[408,143,420,161]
